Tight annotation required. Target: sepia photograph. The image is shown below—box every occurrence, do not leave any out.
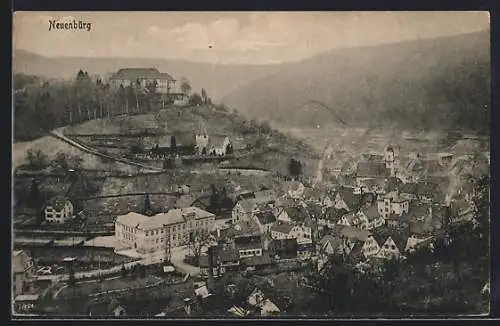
[12,11,491,318]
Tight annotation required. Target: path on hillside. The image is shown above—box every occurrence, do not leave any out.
[49,130,163,173]
[75,192,179,201]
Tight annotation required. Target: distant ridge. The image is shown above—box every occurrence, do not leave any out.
[221,31,490,133]
[12,50,286,101]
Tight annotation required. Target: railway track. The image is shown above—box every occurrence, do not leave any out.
[48,131,163,173]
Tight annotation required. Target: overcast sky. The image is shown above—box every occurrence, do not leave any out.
[13,11,489,65]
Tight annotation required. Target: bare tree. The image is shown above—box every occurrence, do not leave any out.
[180,78,192,95]
[188,229,211,260]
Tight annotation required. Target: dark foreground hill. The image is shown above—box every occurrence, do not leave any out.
[221,31,490,134]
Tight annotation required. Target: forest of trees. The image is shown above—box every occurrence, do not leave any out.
[13,72,211,141]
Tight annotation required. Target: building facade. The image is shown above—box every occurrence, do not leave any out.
[377,191,409,219]
[44,196,74,224]
[115,207,215,254]
[232,199,259,224]
[13,250,35,296]
[109,68,176,94]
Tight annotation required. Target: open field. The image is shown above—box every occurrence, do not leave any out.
[58,107,318,174]
[30,246,138,269]
[64,114,166,136]
[13,134,138,173]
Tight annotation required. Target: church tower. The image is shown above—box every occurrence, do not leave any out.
[195,118,209,155]
[385,146,395,177]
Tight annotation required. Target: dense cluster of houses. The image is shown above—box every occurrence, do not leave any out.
[195,145,479,278]
[13,141,486,316]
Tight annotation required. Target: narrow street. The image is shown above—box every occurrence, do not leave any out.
[170,246,200,276]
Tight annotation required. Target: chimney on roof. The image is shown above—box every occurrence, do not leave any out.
[183,298,193,316]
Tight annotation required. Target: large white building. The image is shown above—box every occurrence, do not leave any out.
[108,68,177,94]
[115,207,216,254]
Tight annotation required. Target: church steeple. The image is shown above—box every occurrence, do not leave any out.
[385,145,396,177]
[195,117,209,155]
[197,117,208,135]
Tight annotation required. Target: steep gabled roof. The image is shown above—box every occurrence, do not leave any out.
[334,187,362,210]
[270,222,294,234]
[324,207,349,222]
[254,211,277,225]
[357,161,389,178]
[401,203,430,221]
[360,205,381,221]
[45,196,71,210]
[110,68,175,81]
[283,205,310,223]
[234,219,261,237]
[372,227,408,252]
[408,204,442,235]
[319,235,343,255]
[237,199,258,213]
[347,241,365,263]
[341,211,360,225]
[340,226,371,242]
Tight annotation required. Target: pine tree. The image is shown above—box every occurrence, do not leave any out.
[27,178,42,209]
[143,194,153,216]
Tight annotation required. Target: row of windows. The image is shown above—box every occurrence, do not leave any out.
[149,231,194,243]
[122,225,137,234]
[383,244,397,251]
[113,79,170,84]
[46,213,66,218]
[122,233,135,241]
[240,249,261,256]
[144,219,212,237]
